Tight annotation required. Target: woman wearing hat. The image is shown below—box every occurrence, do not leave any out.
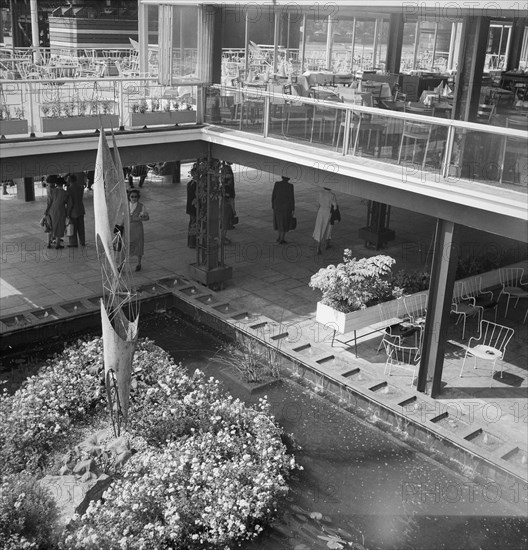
[271,175,295,244]
[127,189,149,271]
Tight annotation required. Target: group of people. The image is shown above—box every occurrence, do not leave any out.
[272,176,339,253]
[186,166,339,252]
[43,163,338,272]
[42,173,149,273]
[43,174,86,249]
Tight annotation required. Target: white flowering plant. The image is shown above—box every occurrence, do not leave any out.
[0,473,59,550]
[0,339,104,475]
[1,337,298,549]
[309,250,397,313]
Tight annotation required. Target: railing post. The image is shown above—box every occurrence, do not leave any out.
[27,81,36,136]
[441,124,456,179]
[196,84,204,125]
[117,79,125,129]
[342,109,351,156]
[263,95,270,138]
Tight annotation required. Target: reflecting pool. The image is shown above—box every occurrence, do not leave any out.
[140,311,528,550]
[2,310,526,550]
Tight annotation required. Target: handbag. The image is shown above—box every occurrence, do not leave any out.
[232,215,239,225]
[288,216,297,231]
[40,214,52,233]
[65,221,74,237]
[330,205,341,225]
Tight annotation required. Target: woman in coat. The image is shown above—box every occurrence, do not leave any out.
[128,189,149,271]
[45,178,69,249]
[313,187,337,254]
[271,176,295,244]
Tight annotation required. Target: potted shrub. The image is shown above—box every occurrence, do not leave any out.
[0,105,29,136]
[129,96,196,127]
[40,99,119,133]
[309,250,399,334]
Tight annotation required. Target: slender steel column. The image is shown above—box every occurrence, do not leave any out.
[417,219,460,397]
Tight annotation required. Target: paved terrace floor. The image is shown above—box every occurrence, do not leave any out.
[1,163,527,483]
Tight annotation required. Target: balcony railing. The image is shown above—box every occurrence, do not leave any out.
[1,75,526,192]
[0,77,199,137]
[204,84,528,189]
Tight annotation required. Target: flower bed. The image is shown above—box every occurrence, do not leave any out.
[0,338,297,549]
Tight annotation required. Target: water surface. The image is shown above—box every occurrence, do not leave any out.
[141,312,528,550]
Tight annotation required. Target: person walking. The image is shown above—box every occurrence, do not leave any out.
[313,187,337,255]
[128,165,148,188]
[45,178,69,249]
[271,175,295,244]
[128,189,149,271]
[66,174,86,248]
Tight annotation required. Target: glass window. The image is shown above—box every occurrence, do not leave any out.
[485,23,512,71]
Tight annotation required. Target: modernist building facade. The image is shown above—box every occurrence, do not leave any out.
[1,1,527,398]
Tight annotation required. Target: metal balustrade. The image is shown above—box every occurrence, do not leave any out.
[205,83,528,190]
[0,77,199,137]
[1,75,527,193]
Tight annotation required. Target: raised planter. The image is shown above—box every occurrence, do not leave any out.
[130,110,196,127]
[41,114,120,134]
[315,293,427,336]
[316,301,387,334]
[188,263,232,289]
[0,119,28,136]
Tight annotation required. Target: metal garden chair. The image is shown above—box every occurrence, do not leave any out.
[459,320,515,386]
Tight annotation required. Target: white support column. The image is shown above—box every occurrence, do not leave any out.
[300,15,307,73]
[412,20,421,70]
[197,5,214,83]
[326,16,333,71]
[372,18,379,69]
[138,1,148,76]
[447,22,457,72]
[30,0,40,63]
[158,5,174,85]
[504,24,513,69]
[244,12,249,79]
[350,17,357,73]
[273,12,280,76]
[431,22,439,70]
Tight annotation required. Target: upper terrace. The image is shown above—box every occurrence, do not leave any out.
[0,78,526,244]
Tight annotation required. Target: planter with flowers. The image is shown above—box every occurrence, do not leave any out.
[40,99,119,134]
[0,337,298,549]
[309,250,401,334]
[0,105,28,136]
[129,98,196,127]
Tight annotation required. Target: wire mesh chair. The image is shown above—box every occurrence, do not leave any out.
[450,281,482,340]
[397,120,433,169]
[403,292,428,325]
[461,276,498,321]
[382,335,421,386]
[498,268,528,317]
[459,320,515,386]
[376,299,420,352]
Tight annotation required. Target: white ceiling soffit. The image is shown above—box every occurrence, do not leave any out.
[139,0,524,19]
